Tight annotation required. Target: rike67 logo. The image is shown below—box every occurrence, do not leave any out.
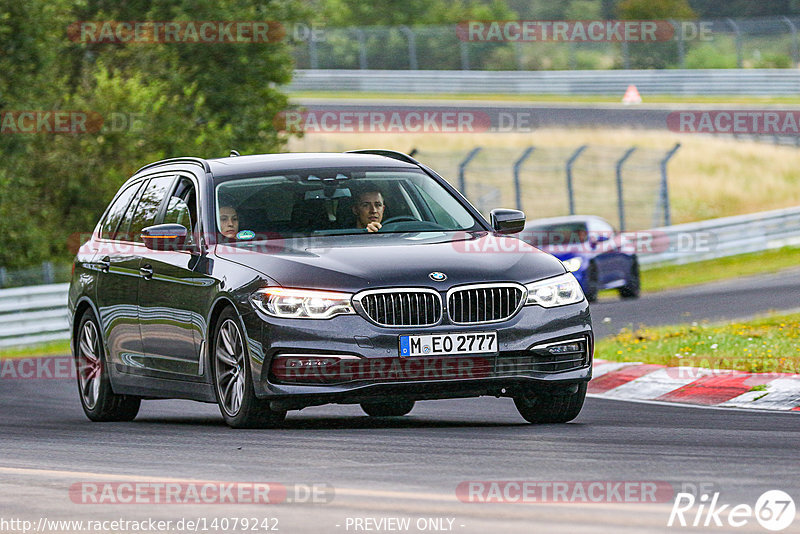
[668,490,795,531]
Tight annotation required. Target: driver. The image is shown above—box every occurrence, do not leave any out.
[352,187,385,233]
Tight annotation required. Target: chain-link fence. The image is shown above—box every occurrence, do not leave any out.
[292,17,800,70]
[0,262,72,289]
[412,144,680,231]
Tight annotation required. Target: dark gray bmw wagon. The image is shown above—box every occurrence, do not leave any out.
[69,150,593,428]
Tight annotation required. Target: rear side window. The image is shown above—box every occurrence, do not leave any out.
[123,176,174,242]
[100,181,143,240]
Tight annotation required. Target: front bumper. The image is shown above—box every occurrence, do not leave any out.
[241,300,592,409]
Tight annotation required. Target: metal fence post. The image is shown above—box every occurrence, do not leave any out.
[615,146,637,232]
[460,41,470,70]
[42,261,54,284]
[354,28,368,69]
[515,42,524,70]
[0,267,6,288]
[565,145,588,216]
[670,19,685,68]
[621,41,630,69]
[726,18,743,68]
[458,147,482,198]
[659,143,681,227]
[399,26,418,69]
[783,16,799,67]
[309,32,319,69]
[513,147,535,211]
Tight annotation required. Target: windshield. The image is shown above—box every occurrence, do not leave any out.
[214,169,480,241]
[522,222,589,246]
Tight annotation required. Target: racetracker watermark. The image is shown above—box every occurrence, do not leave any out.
[450,230,717,256]
[275,109,492,134]
[456,481,674,503]
[0,111,146,134]
[271,356,491,384]
[67,21,285,44]
[457,20,712,42]
[668,110,800,135]
[69,482,333,505]
[0,357,75,380]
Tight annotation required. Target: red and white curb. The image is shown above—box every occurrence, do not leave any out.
[591,359,800,411]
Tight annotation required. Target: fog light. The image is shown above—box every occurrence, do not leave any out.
[548,343,582,354]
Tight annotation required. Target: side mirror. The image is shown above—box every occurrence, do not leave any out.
[142,224,188,251]
[490,209,526,235]
[590,234,610,249]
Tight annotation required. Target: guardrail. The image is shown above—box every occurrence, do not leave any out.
[0,206,798,349]
[289,69,800,95]
[0,283,69,349]
[639,205,800,266]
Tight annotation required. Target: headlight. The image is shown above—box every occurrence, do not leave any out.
[525,273,584,308]
[251,287,356,319]
[561,257,583,273]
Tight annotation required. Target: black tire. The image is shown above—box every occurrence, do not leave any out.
[584,263,599,303]
[74,310,140,422]
[212,307,286,429]
[513,383,587,424]
[361,399,415,417]
[619,259,641,299]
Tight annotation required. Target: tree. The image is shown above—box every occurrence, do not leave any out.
[0,0,305,270]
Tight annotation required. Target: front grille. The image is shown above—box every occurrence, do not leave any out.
[496,337,591,375]
[447,284,525,324]
[356,289,442,327]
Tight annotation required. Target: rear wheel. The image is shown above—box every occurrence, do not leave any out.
[212,307,286,429]
[75,310,140,422]
[584,264,599,303]
[361,400,415,417]
[513,383,587,424]
[619,259,640,299]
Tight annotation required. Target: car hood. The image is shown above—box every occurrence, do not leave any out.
[214,232,566,292]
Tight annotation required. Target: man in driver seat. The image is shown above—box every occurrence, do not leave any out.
[352,186,385,233]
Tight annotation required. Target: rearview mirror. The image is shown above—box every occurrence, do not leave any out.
[142,224,188,251]
[490,209,526,235]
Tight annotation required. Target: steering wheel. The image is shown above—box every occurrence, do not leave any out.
[380,215,419,225]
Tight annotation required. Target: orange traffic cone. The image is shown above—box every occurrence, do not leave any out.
[622,84,642,105]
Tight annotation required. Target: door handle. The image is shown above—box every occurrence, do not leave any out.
[140,264,154,280]
[98,256,111,273]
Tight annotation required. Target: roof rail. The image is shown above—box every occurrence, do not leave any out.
[134,157,211,175]
[345,149,421,166]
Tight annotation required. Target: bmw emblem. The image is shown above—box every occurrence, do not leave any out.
[429,271,447,282]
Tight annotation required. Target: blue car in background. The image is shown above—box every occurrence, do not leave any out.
[519,215,640,303]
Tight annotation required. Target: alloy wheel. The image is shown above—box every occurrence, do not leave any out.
[215,318,246,417]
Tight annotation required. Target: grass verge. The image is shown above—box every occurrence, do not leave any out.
[596,312,800,374]
[0,340,71,359]
[640,246,800,293]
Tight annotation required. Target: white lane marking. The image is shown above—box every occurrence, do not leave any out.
[587,393,800,414]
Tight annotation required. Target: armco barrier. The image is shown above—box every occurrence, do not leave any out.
[0,283,69,349]
[0,206,798,348]
[288,69,800,96]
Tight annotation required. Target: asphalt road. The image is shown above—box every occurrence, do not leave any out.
[292,98,800,132]
[1,377,799,534]
[591,267,800,339]
[2,270,799,533]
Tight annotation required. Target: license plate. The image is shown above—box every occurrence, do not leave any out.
[399,332,497,357]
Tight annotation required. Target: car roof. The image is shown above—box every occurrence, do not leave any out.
[207,152,420,177]
[524,215,610,227]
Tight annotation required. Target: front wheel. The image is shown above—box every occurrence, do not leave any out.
[514,383,587,424]
[75,311,140,422]
[212,308,286,429]
[361,400,415,417]
[584,264,599,303]
[619,259,640,299]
